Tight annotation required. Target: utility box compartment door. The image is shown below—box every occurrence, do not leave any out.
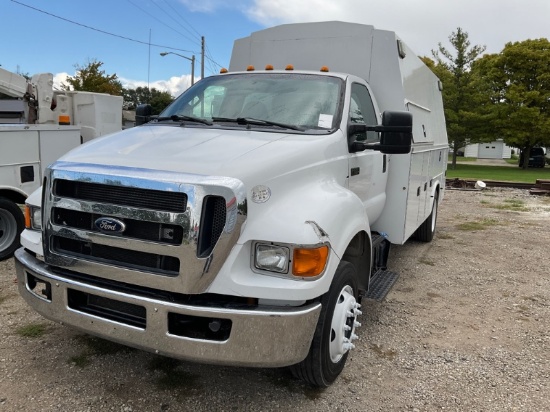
[405,150,431,239]
[0,129,40,195]
[38,129,81,177]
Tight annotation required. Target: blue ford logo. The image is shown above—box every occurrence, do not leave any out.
[94,217,126,234]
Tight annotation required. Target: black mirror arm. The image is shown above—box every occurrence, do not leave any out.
[350,141,380,153]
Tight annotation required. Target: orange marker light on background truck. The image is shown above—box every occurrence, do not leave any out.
[292,245,329,277]
[58,115,70,125]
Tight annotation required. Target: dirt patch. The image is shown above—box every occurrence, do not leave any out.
[1,188,549,411]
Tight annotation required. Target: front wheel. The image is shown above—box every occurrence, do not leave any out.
[0,198,25,260]
[290,261,361,387]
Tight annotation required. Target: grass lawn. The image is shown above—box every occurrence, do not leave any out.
[446,164,550,183]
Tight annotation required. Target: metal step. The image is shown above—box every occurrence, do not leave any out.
[365,270,400,301]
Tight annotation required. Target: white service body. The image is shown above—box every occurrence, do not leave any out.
[0,67,122,259]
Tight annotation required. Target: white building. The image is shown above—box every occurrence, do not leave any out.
[464,139,512,159]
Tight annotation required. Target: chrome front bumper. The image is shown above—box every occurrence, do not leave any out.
[15,248,321,367]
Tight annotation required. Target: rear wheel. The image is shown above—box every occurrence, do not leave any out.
[415,190,439,242]
[290,261,361,387]
[0,198,25,260]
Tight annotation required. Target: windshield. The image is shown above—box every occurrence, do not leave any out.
[159,73,344,132]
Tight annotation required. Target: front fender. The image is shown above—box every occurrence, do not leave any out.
[207,175,371,301]
[20,186,44,256]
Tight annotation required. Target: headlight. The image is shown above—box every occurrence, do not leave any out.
[253,242,330,278]
[254,244,290,273]
[25,206,42,230]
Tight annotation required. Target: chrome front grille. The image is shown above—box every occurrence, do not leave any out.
[43,162,247,294]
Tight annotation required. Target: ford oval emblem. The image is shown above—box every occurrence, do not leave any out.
[94,217,126,234]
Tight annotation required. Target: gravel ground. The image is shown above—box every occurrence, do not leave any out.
[1,187,549,411]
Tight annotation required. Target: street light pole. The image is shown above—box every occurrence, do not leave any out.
[201,36,205,81]
[160,52,195,86]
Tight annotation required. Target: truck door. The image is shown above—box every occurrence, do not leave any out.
[347,82,388,224]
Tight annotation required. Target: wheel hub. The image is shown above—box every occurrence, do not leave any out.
[0,209,18,251]
[329,285,361,363]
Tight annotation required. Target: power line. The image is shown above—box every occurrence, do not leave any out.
[158,0,202,41]
[125,0,200,46]
[205,44,223,70]
[10,0,198,54]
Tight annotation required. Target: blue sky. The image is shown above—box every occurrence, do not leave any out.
[2,0,549,96]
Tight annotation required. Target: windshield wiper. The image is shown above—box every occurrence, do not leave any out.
[212,117,304,131]
[156,114,213,125]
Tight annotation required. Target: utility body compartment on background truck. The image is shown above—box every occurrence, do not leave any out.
[0,68,122,260]
[14,21,448,387]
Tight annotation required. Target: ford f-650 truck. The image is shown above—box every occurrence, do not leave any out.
[14,22,448,387]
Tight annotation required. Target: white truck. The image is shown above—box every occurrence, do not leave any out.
[14,22,448,386]
[0,67,122,259]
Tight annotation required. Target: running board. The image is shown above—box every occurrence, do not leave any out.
[365,270,400,301]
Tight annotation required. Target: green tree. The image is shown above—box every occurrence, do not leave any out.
[474,39,550,169]
[123,86,173,115]
[149,90,174,114]
[62,59,122,96]
[432,28,486,169]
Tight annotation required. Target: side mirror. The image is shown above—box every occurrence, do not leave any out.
[135,104,153,126]
[349,111,412,154]
[378,111,412,154]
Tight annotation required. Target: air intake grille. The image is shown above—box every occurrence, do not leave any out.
[54,179,187,213]
[53,236,180,276]
[197,196,226,258]
[68,289,146,328]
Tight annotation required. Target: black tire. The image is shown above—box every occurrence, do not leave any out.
[415,190,439,242]
[0,198,25,260]
[290,261,360,387]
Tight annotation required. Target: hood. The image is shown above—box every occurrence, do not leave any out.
[60,124,343,186]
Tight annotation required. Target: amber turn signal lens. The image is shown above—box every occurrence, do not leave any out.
[24,206,32,229]
[292,245,329,277]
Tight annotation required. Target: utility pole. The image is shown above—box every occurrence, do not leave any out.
[201,36,205,80]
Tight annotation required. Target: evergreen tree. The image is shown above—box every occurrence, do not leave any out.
[432,28,486,169]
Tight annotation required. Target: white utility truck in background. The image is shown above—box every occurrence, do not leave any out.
[0,67,122,259]
[15,22,448,386]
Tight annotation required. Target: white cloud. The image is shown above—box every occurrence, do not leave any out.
[178,0,233,13]
[244,0,550,57]
[53,73,70,90]
[120,75,194,97]
[53,74,194,98]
